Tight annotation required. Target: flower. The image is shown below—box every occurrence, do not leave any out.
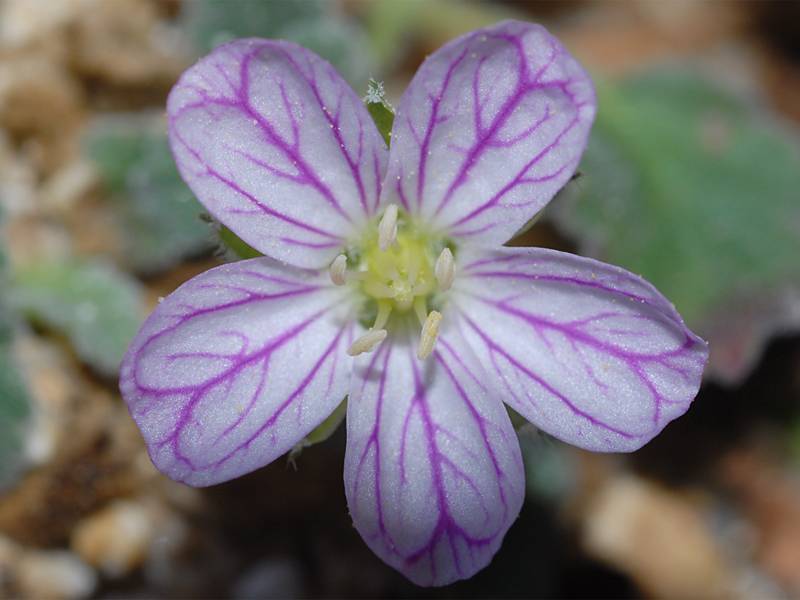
[120,20,708,586]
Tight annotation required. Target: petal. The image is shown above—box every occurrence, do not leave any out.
[119,258,354,486]
[382,20,595,243]
[455,247,708,452]
[344,329,524,586]
[168,39,388,268]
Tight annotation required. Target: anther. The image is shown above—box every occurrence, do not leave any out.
[434,247,455,291]
[329,254,347,286]
[378,204,398,251]
[347,329,388,356]
[417,311,442,360]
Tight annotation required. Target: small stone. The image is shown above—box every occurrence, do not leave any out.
[17,549,96,600]
[582,476,734,599]
[41,160,98,211]
[0,131,36,216]
[71,500,155,578]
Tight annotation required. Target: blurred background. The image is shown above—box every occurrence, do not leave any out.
[1,0,799,597]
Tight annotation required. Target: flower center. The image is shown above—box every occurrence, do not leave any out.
[329,204,455,359]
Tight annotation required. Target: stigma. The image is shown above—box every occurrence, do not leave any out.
[332,204,456,359]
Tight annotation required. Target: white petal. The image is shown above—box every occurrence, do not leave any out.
[168,39,388,268]
[382,20,594,243]
[344,329,524,586]
[455,247,708,452]
[119,258,354,486]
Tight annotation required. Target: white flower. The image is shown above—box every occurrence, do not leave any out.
[120,21,707,586]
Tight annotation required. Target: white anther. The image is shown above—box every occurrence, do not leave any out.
[417,311,442,360]
[434,247,455,291]
[347,329,388,356]
[378,204,398,251]
[329,254,347,286]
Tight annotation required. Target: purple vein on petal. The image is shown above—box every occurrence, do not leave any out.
[347,334,523,585]
[168,39,388,267]
[461,312,637,439]
[400,345,516,581]
[415,46,471,209]
[433,33,560,217]
[171,127,341,242]
[384,21,596,247]
[238,46,352,223]
[144,308,348,476]
[352,342,395,550]
[454,247,707,451]
[202,325,348,469]
[272,45,379,216]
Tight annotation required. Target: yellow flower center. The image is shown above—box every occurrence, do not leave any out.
[330,205,455,359]
[361,227,437,314]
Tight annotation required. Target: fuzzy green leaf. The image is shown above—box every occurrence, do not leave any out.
[184,0,325,52]
[0,324,31,489]
[183,0,372,86]
[10,260,145,377]
[0,216,32,488]
[554,69,800,381]
[86,122,213,274]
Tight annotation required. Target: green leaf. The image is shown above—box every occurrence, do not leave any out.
[288,397,347,465]
[281,17,373,88]
[304,397,347,446]
[553,68,800,381]
[183,0,372,86]
[364,79,395,146]
[0,212,33,488]
[218,225,262,260]
[86,121,213,274]
[184,0,326,53]
[0,325,31,489]
[518,429,577,502]
[9,260,145,377]
[364,0,514,68]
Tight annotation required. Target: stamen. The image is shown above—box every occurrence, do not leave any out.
[373,300,393,330]
[417,311,442,360]
[434,247,455,291]
[329,254,348,286]
[378,204,398,251]
[347,329,388,356]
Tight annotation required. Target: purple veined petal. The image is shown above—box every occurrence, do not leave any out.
[454,247,708,452]
[119,258,355,486]
[168,39,388,269]
[382,20,595,244]
[344,328,525,586]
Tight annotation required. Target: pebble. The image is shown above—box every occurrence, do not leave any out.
[71,500,154,578]
[17,549,96,600]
